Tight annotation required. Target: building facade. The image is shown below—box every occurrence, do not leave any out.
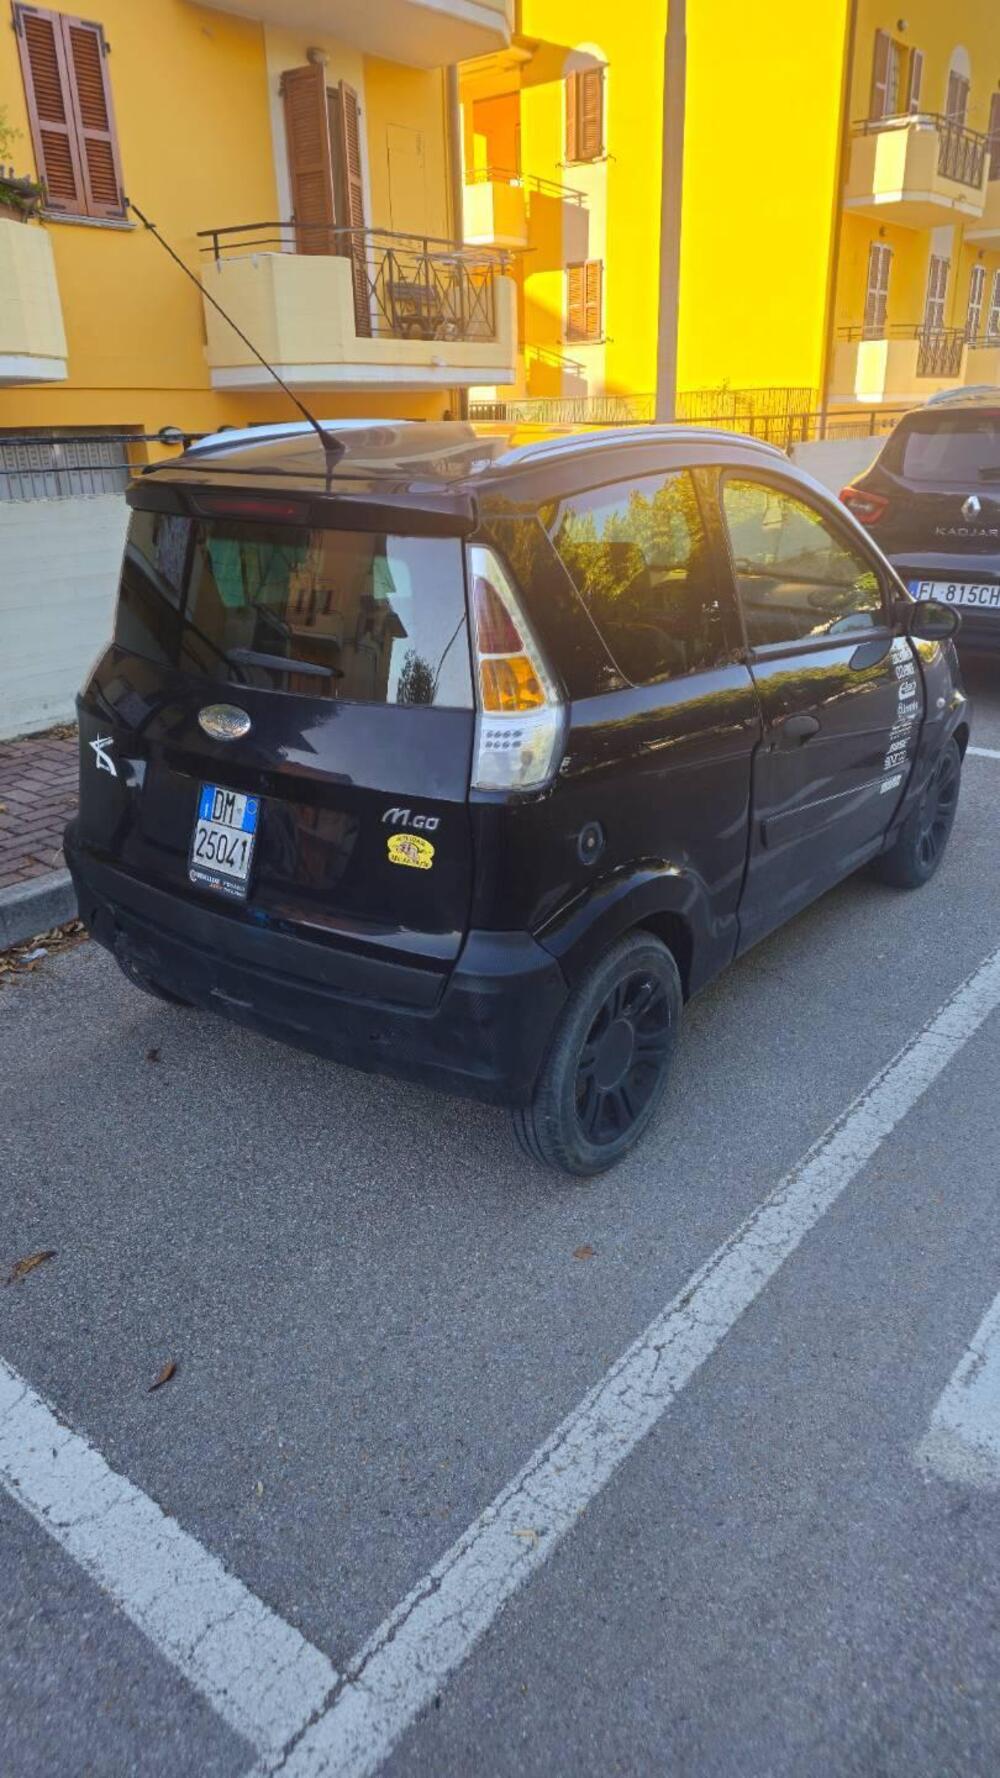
[0,0,517,456]
[459,0,1000,423]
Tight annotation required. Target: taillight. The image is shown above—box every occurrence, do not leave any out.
[468,544,564,791]
[839,485,889,526]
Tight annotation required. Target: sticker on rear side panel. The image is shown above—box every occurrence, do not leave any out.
[387,833,435,870]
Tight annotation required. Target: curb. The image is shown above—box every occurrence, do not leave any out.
[0,869,79,951]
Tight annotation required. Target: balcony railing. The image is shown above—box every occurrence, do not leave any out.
[839,323,967,377]
[464,166,586,205]
[198,222,510,344]
[853,112,987,189]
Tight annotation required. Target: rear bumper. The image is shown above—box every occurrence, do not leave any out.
[65,827,567,1108]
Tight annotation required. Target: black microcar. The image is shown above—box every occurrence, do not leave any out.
[66,420,968,1174]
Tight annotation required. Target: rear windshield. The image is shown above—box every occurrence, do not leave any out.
[115,509,473,708]
[897,413,1000,484]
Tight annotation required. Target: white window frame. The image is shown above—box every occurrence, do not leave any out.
[924,254,950,333]
[966,262,986,341]
[987,269,1000,343]
[863,241,893,338]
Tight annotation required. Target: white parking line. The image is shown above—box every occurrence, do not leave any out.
[916,1289,1000,1488]
[969,745,1000,761]
[3,946,1000,1778]
[0,1363,338,1760]
[261,942,1000,1778]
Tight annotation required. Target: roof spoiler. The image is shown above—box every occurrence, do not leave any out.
[125,478,479,537]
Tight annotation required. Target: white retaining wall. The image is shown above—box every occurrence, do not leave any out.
[0,494,127,739]
[789,435,882,493]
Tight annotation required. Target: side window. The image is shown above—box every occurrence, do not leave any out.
[550,470,728,684]
[721,480,883,649]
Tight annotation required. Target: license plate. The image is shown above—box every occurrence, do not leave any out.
[189,784,259,900]
[908,579,1000,609]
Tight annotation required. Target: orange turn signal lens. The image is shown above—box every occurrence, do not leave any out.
[479,654,546,713]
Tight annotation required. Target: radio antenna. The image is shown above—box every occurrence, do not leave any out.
[128,200,345,488]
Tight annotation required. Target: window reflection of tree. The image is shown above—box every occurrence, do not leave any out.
[553,474,721,680]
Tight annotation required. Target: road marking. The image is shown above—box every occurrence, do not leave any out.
[968,745,1000,761]
[916,1288,1000,1488]
[259,943,1000,1778]
[0,1362,338,1760]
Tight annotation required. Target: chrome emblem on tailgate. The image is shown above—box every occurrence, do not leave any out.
[961,495,982,520]
[198,704,252,742]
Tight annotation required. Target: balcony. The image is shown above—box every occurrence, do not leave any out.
[845,114,988,229]
[966,335,1000,384]
[0,218,67,385]
[462,167,586,253]
[199,224,516,393]
[187,0,511,67]
[831,327,968,405]
[966,175,1000,247]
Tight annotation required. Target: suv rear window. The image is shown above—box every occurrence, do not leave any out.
[897,412,1000,484]
[115,509,473,708]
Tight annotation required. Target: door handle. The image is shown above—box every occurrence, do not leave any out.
[781,713,821,742]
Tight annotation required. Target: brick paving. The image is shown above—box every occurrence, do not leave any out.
[0,732,78,891]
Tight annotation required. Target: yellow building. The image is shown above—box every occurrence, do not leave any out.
[460,0,1000,426]
[0,0,518,467]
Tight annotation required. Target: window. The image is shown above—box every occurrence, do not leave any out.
[987,269,1000,343]
[898,411,1000,483]
[966,262,986,341]
[549,470,728,683]
[281,66,369,331]
[566,261,602,342]
[565,66,604,162]
[988,92,1000,181]
[863,241,892,339]
[905,47,924,114]
[924,254,950,333]
[721,480,882,650]
[945,69,970,126]
[14,4,125,219]
[116,512,472,708]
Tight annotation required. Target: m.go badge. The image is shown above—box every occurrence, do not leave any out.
[387,833,435,870]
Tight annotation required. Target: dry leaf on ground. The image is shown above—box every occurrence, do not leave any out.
[572,1244,596,1260]
[149,1360,177,1392]
[5,1249,57,1287]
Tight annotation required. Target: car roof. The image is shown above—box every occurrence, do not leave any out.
[140,417,789,513]
[920,385,1000,412]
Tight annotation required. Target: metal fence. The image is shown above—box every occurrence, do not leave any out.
[852,112,987,190]
[464,165,587,205]
[467,396,915,449]
[0,431,191,502]
[199,221,509,344]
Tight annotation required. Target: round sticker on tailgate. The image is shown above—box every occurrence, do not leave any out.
[387,832,435,870]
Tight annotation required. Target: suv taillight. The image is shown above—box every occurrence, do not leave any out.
[468,544,565,792]
[839,485,889,525]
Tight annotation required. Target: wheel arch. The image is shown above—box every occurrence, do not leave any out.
[537,863,730,1003]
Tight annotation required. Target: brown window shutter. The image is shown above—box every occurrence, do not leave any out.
[906,47,923,114]
[63,16,125,218]
[566,262,584,339]
[281,64,336,254]
[565,73,578,161]
[14,4,86,213]
[869,29,891,119]
[334,81,370,338]
[578,68,603,161]
[584,260,602,339]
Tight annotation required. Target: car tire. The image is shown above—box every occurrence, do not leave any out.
[871,738,962,890]
[513,932,682,1176]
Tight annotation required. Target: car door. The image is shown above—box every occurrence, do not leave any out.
[715,470,923,951]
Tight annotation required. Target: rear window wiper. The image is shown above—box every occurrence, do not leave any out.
[225,646,341,679]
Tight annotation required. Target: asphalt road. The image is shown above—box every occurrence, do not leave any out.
[2,651,1000,1778]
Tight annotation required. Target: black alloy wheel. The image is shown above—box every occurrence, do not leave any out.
[514,932,682,1176]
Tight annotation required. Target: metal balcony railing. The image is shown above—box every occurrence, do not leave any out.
[198,222,510,344]
[839,323,966,377]
[464,166,586,205]
[853,112,987,189]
